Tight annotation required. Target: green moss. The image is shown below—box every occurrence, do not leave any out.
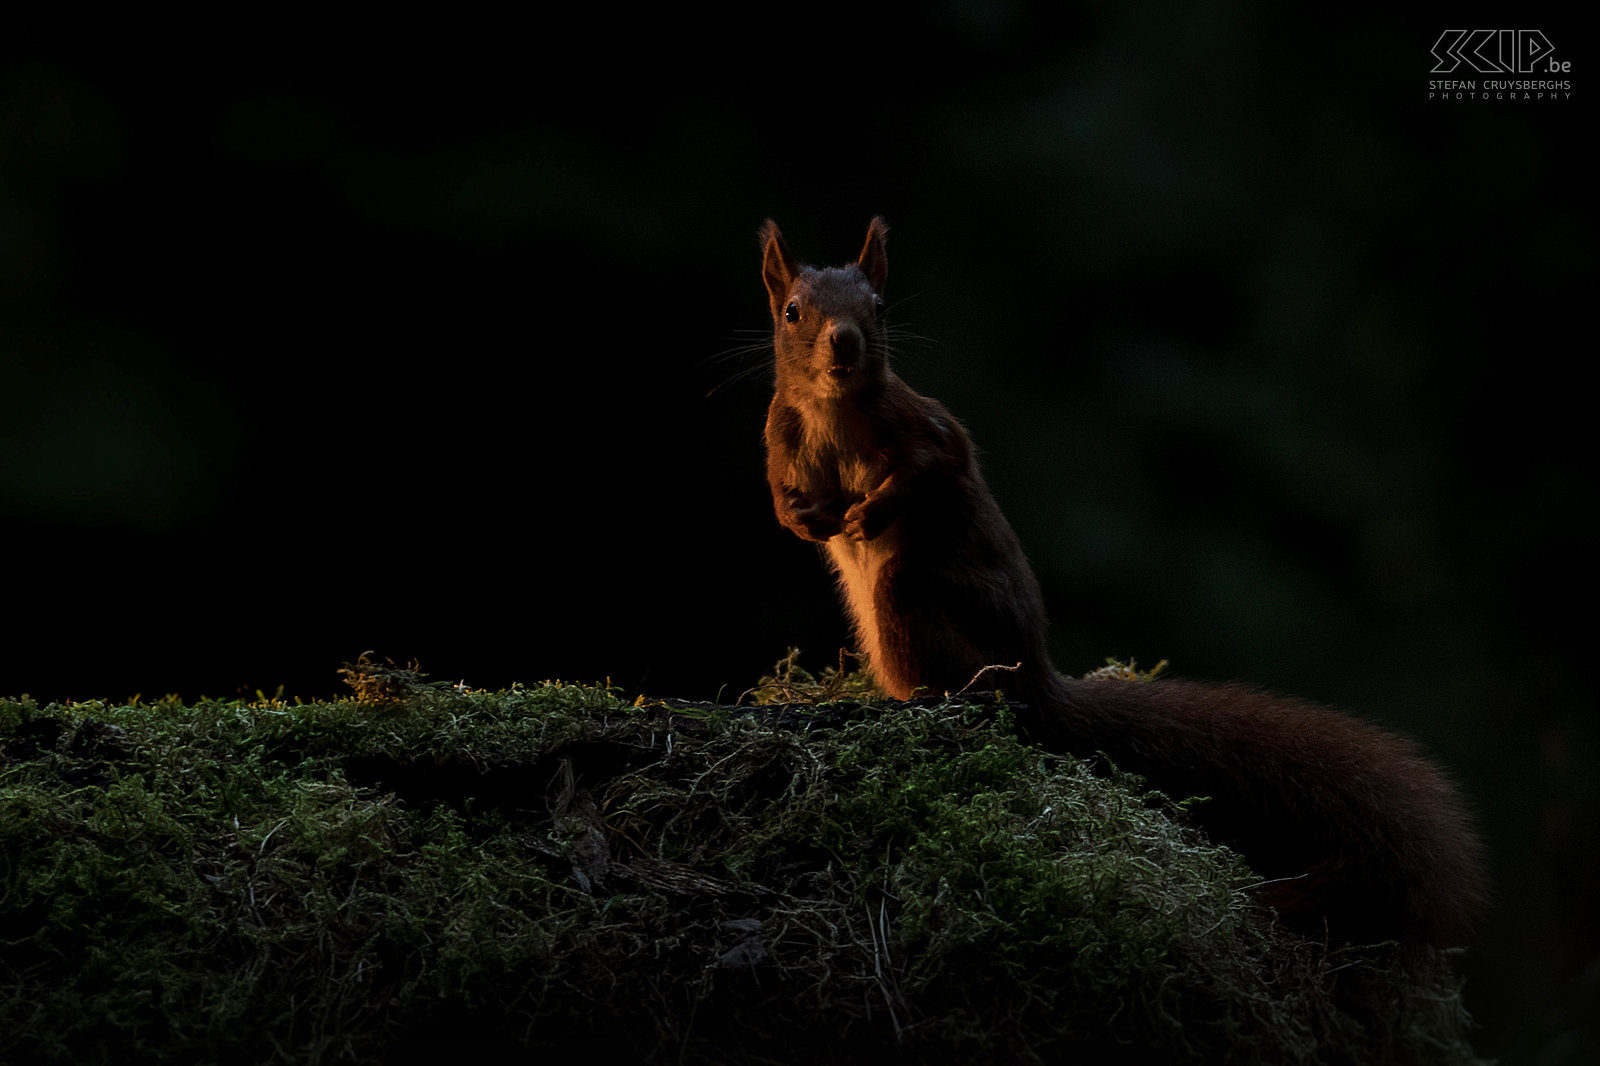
[0,668,1484,1064]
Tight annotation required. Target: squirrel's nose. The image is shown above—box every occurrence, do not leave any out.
[828,324,863,363]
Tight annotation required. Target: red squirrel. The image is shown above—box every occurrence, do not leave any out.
[759,217,1485,946]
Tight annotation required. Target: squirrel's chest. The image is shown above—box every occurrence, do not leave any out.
[793,450,879,501]
[788,416,884,500]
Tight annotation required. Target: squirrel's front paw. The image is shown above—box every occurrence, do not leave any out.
[842,499,883,541]
[785,491,844,541]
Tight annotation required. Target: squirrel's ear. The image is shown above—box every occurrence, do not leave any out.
[858,216,889,294]
[760,219,798,320]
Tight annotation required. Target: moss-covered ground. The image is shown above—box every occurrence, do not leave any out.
[0,657,1484,1064]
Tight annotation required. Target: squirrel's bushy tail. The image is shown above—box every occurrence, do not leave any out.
[1019,673,1485,946]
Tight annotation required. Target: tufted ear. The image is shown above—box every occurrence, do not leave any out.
[857,216,889,295]
[760,220,799,322]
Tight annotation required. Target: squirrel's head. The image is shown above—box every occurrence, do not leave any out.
[761,217,890,402]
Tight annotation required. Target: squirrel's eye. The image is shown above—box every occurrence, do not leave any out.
[784,302,800,323]
[873,296,886,320]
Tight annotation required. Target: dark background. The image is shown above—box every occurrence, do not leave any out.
[3,4,1593,1061]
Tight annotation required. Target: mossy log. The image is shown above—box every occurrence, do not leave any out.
[0,662,1483,1064]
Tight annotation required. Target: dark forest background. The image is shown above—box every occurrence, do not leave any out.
[3,3,1593,1061]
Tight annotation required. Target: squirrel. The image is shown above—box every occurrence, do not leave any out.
[758,217,1486,946]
